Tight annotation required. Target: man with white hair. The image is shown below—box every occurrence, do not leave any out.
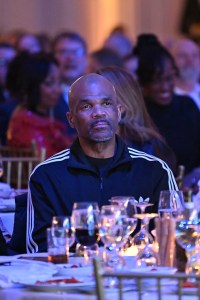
[171,38,200,110]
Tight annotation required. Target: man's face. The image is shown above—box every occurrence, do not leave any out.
[67,75,121,143]
[54,38,88,85]
[173,40,200,82]
[144,59,175,106]
[39,64,61,111]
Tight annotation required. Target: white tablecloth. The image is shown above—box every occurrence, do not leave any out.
[0,286,198,300]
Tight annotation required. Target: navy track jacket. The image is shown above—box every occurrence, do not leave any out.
[26,136,178,253]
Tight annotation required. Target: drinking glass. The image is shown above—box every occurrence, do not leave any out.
[99,205,137,267]
[47,227,70,264]
[175,206,200,274]
[158,190,185,218]
[109,196,136,217]
[132,200,154,247]
[71,202,100,257]
[134,213,158,267]
[52,216,75,249]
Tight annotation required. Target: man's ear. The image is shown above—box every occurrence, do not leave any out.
[117,105,122,123]
[66,112,75,128]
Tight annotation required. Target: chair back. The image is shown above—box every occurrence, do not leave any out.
[0,143,46,189]
[175,165,185,189]
[93,258,200,300]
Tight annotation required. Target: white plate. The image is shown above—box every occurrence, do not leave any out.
[0,259,58,285]
[57,265,93,277]
[130,266,177,275]
[18,276,95,291]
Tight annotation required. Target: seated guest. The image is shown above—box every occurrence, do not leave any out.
[88,47,123,72]
[7,53,72,158]
[103,30,133,59]
[15,32,42,54]
[170,38,200,110]
[0,42,16,145]
[52,31,88,140]
[135,34,200,175]
[26,73,177,253]
[97,66,177,173]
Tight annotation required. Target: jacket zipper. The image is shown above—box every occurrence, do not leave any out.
[100,177,103,191]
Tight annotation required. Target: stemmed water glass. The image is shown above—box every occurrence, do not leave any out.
[158,190,185,218]
[127,197,158,266]
[99,204,137,268]
[109,195,136,217]
[132,198,154,247]
[134,212,158,267]
[71,202,100,257]
[175,206,200,274]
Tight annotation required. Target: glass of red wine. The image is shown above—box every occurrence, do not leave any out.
[71,202,100,258]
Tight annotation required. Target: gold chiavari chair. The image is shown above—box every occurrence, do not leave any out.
[93,258,200,300]
[175,165,185,189]
[0,142,46,189]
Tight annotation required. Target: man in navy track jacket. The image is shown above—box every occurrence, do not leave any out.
[26,73,177,253]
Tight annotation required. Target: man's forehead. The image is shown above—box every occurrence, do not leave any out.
[71,74,115,92]
[68,74,116,108]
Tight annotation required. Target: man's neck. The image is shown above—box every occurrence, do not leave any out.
[79,137,116,158]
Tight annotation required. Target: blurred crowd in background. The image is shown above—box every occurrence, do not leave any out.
[0,24,199,193]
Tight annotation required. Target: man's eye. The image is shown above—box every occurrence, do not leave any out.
[104,101,111,106]
[81,104,91,110]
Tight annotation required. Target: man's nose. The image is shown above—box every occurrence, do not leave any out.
[91,106,106,118]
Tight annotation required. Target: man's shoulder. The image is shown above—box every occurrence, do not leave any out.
[127,146,169,169]
[31,148,71,176]
[127,146,177,189]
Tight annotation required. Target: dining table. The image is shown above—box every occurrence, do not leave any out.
[0,253,199,300]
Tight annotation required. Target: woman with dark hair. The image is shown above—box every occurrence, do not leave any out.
[135,34,200,175]
[97,66,177,173]
[7,52,71,158]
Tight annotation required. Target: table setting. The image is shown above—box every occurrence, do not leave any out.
[1,190,200,299]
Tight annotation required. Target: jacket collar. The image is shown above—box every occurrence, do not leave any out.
[68,135,132,173]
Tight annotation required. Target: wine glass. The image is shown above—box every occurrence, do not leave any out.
[175,206,200,274]
[52,216,75,249]
[71,202,100,258]
[134,213,158,267]
[109,195,136,217]
[132,198,154,247]
[158,190,185,219]
[99,204,137,268]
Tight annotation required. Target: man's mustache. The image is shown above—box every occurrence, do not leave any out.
[89,119,111,129]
